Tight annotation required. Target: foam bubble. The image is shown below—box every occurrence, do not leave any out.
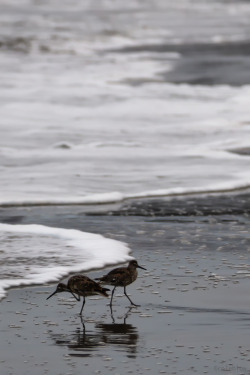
[0,223,132,300]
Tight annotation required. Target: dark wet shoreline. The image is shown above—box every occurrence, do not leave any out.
[1,191,250,224]
[1,200,250,374]
[86,192,250,217]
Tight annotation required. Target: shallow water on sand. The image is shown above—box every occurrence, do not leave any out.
[1,208,250,374]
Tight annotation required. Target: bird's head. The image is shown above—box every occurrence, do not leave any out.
[129,259,146,270]
[46,282,68,300]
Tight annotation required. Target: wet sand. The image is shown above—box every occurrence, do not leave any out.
[1,197,250,375]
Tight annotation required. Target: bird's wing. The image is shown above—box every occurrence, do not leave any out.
[107,269,128,283]
[107,267,126,276]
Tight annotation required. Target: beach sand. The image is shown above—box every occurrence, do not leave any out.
[1,197,250,375]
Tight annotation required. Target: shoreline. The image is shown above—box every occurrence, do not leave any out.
[1,207,250,374]
[1,186,250,211]
[0,190,250,220]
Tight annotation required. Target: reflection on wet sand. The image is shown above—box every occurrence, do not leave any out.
[96,307,138,358]
[49,308,139,358]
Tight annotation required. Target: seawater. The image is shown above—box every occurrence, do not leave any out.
[1,0,250,294]
[1,0,250,206]
[0,223,131,300]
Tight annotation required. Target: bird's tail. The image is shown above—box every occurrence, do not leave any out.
[95,276,106,284]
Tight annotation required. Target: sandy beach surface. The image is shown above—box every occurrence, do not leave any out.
[1,196,250,375]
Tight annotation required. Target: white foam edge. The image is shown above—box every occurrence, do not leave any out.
[1,177,250,207]
[0,223,132,299]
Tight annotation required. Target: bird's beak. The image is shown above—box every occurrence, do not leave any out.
[137,264,146,270]
[46,289,58,300]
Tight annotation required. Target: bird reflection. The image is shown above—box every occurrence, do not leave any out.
[95,307,138,358]
[67,318,99,355]
[48,309,138,358]
[49,317,100,356]
[109,304,133,324]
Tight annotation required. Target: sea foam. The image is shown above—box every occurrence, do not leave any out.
[1,0,250,208]
[0,223,132,300]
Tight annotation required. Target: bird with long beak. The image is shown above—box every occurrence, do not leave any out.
[46,275,110,315]
[95,260,146,307]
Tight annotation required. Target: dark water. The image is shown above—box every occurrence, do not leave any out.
[85,192,250,217]
[1,193,250,222]
[109,41,250,86]
[0,193,250,254]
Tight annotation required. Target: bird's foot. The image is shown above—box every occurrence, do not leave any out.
[130,303,140,307]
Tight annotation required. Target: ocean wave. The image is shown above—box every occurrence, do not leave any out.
[1,0,250,213]
[1,179,250,208]
[0,223,132,300]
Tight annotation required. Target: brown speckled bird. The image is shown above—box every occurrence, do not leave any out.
[46,275,110,315]
[95,260,146,307]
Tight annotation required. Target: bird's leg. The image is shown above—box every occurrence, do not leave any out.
[80,316,86,335]
[124,306,133,323]
[79,296,86,315]
[124,286,140,307]
[109,304,115,323]
[70,291,80,301]
[109,286,116,307]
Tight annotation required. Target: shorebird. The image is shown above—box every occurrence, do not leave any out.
[95,260,146,307]
[46,275,110,315]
